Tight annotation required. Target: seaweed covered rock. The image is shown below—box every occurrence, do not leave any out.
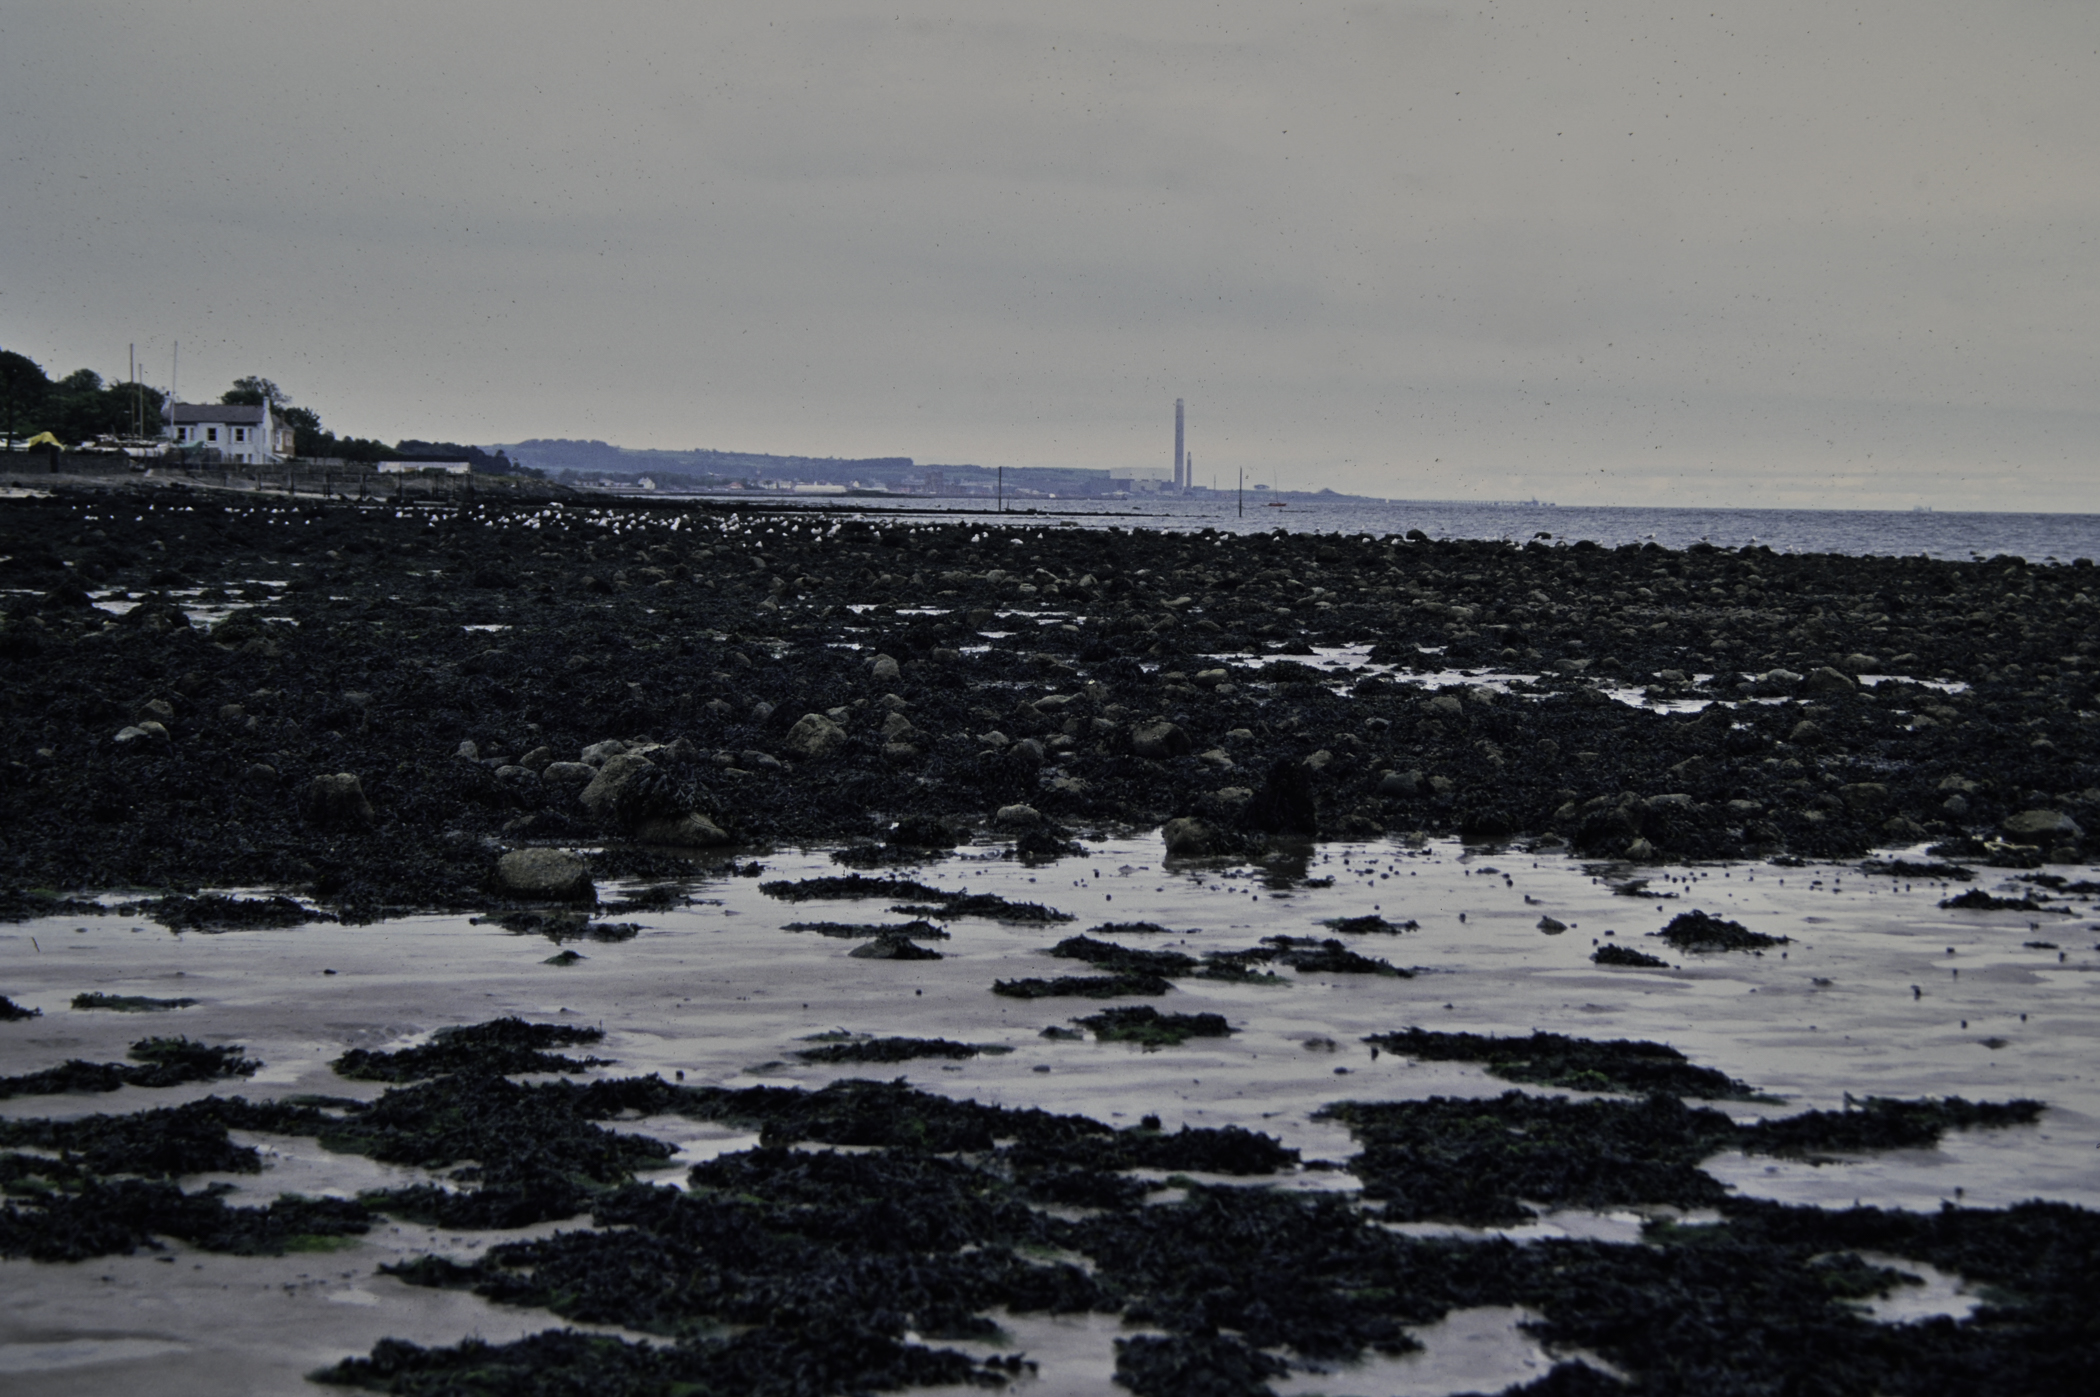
[1655,908,1789,952]
[495,848,595,902]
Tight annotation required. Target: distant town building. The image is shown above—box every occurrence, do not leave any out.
[377,460,472,475]
[167,403,294,464]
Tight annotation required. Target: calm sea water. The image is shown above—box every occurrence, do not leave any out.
[711,493,2100,563]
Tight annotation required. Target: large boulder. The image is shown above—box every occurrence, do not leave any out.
[784,712,848,758]
[1130,719,1191,760]
[302,773,375,829]
[1804,666,1858,696]
[578,752,656,819]
[540,761,596,796]
[2004,809,2082,843]
[1161,817,1217,857]
[495,848,594,901]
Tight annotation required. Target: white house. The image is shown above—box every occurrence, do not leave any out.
[167,403,294,464]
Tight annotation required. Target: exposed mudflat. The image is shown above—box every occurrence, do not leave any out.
[2,483,2097,1395]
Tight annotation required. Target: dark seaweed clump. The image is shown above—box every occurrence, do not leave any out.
[72,992,197,1012]
[1365,1028,1758,1099]
[136,893,334,932]
[8,1040,2083,1395]
[1654,908,1790,952]
[1090,920,1175,935]
[791,1037,997,1064]
[1941,888,2055,913]
[0,994,39,1021]
[1252,935,1404,976]
[1,1182,371,1263]
[994,972,1172,999]
[893,892,1075,923]
[1051,934,1198,975]
[759,874,948,903]
[1863,859,1975,880]
[760,874,1073,923]
[313,1327,1018,1397]
[331,1017,613,1082]
[1320,1090,2044,1226]
[1075,1006,1234,1047]
[0,1037,258,1101]
[1593,942,1672,968]
[782,919,949,940]
[1320,914,1420,934]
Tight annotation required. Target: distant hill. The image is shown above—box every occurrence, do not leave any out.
[491,438,1120,497]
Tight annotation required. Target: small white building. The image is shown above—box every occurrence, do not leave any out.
[168,403,294,464]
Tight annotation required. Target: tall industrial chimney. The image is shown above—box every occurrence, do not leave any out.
[1173,398,1185,490]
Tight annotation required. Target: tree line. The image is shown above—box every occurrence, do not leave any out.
[0,352,537,476]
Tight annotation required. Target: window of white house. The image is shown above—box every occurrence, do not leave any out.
[234,427,248,443]
[207,427,219,442]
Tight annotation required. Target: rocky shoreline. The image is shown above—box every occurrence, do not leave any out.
[3,481,2090,917]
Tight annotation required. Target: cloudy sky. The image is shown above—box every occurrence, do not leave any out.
[4,2,2096,510]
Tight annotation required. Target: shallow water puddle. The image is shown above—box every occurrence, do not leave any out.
[2,837,2096,1391]
[1272,1307,1580,1397]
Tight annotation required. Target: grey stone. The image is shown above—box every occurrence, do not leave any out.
[304,772,375,829]
[881,711,916,741]
[1161,816,1216,857]
[580,739,629,767]
[869,653,901,683]
[455,739,480,760]
[1010,738,1046,768]
[1840,782,1888,812]
[1130,719,1191,759]
[541,761,596,793]
[495,848,594,901]
[519,745,556,773]
[2004,809,2082,842]
[1537,916,1567,935]
[1788,720,1823,744]
[579,752,656,818]
[1377,770,1421,797]
[784,712,848,758]
[1840,653,1881,675]
[138,698,176,725]
[1428,694,1464,717]
[113,722,169,745]
[1303,749,1334,771]
[739,750,783,771]
[1804,666,1858,695]
[995,803,1043,827]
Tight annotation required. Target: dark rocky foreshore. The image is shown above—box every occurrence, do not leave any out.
[2,481,2093,916]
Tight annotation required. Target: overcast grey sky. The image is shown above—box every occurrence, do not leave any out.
[4,2,2096,510]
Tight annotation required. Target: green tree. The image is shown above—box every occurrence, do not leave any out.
[221,375,287,406]
[0,350,52,443]
[45,370,166,443]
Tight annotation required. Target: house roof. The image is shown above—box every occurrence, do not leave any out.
[171,403,272,425]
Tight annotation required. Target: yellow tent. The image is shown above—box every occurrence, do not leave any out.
[24,432,62,449]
